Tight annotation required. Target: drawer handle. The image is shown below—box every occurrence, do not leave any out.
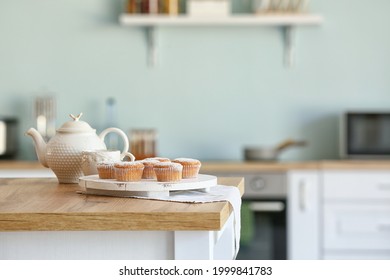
[248,201,285,212]
[377,183,390,190]
[299,179,307,211]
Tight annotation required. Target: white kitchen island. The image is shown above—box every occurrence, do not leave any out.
[0,177,243,260]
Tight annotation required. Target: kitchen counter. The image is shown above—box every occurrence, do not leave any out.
[3,160,390,260]
[0,160,47,169]
[0,176,243,260]
[0,177,243,231]
[201,160,390,172]
[4,160,390,172]
[201,161,319,172]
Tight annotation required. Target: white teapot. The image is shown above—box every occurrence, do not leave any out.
[26,113,133,183]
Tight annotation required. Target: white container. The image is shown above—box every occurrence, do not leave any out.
[81,150,135,176]
[188,0,231,17]
[254,0,309,13]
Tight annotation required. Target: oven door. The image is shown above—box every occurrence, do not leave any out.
[237,199,287,260]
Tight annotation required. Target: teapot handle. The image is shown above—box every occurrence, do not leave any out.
[99,127,131,158]
[120,152,135,162]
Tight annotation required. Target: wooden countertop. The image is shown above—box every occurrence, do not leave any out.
[0,161,47,170]
[201,161,319,172]
[3,160,390,171]
[201,160,390,172]
[0,177,244,232]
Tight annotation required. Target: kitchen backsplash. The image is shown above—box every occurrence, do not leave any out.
[1,1,390,161]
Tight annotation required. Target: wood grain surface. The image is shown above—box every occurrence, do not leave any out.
[0,177,243,232]
[3,160,390,171]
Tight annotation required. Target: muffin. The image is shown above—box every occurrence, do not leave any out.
[96,161,116,179]
[140,158,159,179]
[153,162,183,182]
[145,157,171,162]
[172,158,201,179]
[114,161,144,182]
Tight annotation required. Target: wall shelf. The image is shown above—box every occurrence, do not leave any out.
[119,14,323,67]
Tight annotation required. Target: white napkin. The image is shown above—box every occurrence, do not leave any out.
[131,185,242,259]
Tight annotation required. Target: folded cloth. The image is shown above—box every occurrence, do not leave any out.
[131,185,242,259]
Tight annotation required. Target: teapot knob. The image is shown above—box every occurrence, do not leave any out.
[70,113,83,121]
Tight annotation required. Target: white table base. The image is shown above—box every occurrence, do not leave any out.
[0,214,235,260]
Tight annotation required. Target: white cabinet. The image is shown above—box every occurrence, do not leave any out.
[324,204,390,251]
[204,165,390,259]
[287,170,320,260]
[323,171,390,200]
[287,169,390,260]
[322,170,390,259]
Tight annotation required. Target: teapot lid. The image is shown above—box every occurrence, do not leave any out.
[57,113,95,133]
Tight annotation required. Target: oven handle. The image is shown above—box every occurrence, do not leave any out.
[248,201,285,212]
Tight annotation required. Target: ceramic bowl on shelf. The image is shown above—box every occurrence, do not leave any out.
[253,0,310,14]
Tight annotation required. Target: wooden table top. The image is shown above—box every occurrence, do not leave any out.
[0,177,244,232]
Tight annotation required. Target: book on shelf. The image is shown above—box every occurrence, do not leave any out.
[126,0,180,15]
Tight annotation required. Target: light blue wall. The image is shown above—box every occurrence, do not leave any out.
[1,0,390,161]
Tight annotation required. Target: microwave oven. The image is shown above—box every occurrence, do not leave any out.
[341,112,390,159]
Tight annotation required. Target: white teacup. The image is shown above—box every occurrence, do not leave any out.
[81,150,135,176]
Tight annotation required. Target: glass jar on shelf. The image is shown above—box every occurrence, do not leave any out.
[129,128,157,160]
[126,0,161,14]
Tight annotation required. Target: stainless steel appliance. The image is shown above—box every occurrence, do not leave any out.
[236,172,287,260]
[341,111,390,159]
[0,117,18,159]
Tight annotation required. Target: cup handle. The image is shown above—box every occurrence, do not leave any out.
[99,127,130,156]
[120,152,135,162]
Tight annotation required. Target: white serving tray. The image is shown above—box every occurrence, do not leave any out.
[78,174,217,198]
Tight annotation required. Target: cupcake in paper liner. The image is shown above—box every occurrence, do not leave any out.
[172,158,201,179]
[140,158,160,179]
[96,161,116,179]
[114,161,144,182]
[144,157,171,162]
[153,162,183,182]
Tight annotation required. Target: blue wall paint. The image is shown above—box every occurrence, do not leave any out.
[1,0,390,161]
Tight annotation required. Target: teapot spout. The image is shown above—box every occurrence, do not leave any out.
[25,128,49,168]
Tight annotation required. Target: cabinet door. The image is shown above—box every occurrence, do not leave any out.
[324,203,390,251]
[287,170,320,260]
[323,171,390,200]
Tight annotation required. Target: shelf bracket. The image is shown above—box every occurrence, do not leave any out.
[145,26,158,67]
[282,26,295,68]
